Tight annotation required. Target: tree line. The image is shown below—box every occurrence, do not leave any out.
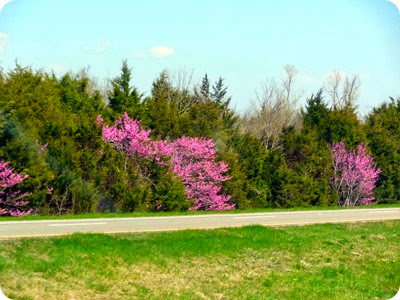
[0,61,399,215]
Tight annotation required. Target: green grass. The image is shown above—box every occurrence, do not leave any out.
[0,221,399,299]
[1,203,399,222]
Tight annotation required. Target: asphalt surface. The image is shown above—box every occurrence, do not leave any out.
[0,207,399,239]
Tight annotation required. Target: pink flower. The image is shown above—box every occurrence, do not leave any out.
[169,137,234,211]
[0,161,33,217]
[331,142,380,206]
[96,115,104,127]
[99,113,234,211]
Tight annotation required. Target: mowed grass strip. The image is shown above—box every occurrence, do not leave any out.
[0,221,399,300]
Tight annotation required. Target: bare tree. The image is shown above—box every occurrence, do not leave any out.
[166,67,199,116]
[325,71,360,110]
[242,65,302,151]
[282,64,297,102]
[50,189,70,215]
[101,76,112,105]
[170,67,194,93]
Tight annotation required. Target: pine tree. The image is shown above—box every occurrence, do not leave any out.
[211,77,228,105]
[151,70,173,99]
[198,73,210,101]
[144,71,180,138]
[211,77,236,128]
[366,98,400,203]
[108,60,142,117]
[303,89,329,129]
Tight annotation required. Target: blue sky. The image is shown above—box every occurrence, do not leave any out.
[0,0,399,112]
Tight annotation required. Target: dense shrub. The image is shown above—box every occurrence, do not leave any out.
[0,62,396,215]
[366,99,400,203]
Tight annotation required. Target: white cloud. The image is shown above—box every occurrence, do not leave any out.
[131,45,176,59]
[0,32,9,53]
[149,45,175,58]
[0,0,14,14]
[81,40,111,53]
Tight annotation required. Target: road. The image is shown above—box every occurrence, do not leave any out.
[0,207,399,239]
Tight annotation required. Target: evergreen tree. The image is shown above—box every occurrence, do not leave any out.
[143,71,181,138]
[229,133,272,207]
[325,107,365,148]
[366,98,400,203]
[197,73,210,101]
[151,70,173,99]
[303,89,330,130]
[211,77,228,105]
[280,126,335,207]
[211,77,237,128]
[1,62,398,215]
[108,60,142,117]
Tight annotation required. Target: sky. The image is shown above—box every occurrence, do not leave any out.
[0,0,399,113]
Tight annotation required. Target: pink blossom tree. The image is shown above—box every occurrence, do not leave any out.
[170,137,234,211]
[0,161,33,216]
[101,113,153,158]
[99,114,234,211]
[331,142,381,206]
[101,113,171,163]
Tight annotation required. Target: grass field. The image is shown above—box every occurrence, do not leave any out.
[1,203,399,222]
[0,221,399,299]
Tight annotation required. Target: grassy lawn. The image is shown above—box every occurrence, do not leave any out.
[1,203,399,222]
[0,221,399,299]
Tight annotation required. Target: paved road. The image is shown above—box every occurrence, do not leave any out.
[0,208,399,239]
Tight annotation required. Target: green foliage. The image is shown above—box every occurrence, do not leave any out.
[108,60,142,118]
[229,133,272,207]
[151,171,191,212]
[303,91,365,148]
[302,90,330,132]
[143,71,181,138]
[197,73,211,101]
[366,98,400,203]
[143,71,232,140]
[211,77,237,128]
[324,108,365,148]
[0,64,161,214]
[0,113,54,209]
[0,62,396,214]
[117,184,151,213]
[186,102,223,138]
[218,150,250,209]
[279,93,338,207]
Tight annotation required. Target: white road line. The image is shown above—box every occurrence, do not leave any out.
[234,216,276,220]
[48,222,108,227]
[368,211,399,214]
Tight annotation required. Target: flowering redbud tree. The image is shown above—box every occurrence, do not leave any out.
[331,142,381,206]
[170,137,234,211]
[100,113,171,162]
[99,114,234,211]
[101,113,153,157]
[0,161,33,216]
